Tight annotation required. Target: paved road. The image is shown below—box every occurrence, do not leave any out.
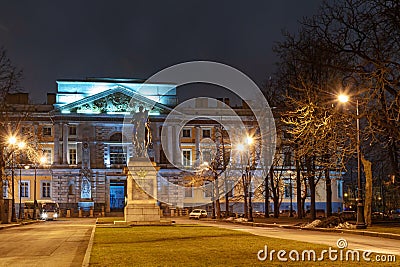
[176,218,400,257]
[0,218,96,267]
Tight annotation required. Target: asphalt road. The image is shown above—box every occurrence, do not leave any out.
[176,218,400,257]
[0,218,96,267]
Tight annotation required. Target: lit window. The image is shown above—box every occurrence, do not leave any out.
[69,148,77,164]
[202,129,211,138]
[185,186,193,198]
[182,128,191,138]
[43,149,52,164]
[110,146,126,165]
[182,150,191,166]
[337,180,343,198]
[20,181,30,198]
[204,183,212,198]
[3,180,8,198]
[42,181,51,198]
[69,125,77,136]
[42,126,52,136]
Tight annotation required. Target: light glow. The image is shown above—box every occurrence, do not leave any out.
[40,156,47,164]
[338,94,349,103]
[237,143,245,152]
[8,136,17,145]
[18,141,25,149]
[246,136,254,145]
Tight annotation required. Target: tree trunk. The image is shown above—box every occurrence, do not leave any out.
[325,168,332,217]
[296,159,302,218]
[242,174,248,218]
[264,172,270,218]
[362,155,373,226]
[214,177,221,219]
[224,179,230,218]
[306,157,316,220]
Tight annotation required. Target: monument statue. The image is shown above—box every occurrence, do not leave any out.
[131,105,152,157]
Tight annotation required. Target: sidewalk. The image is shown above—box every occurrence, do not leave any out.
[220,217,400,240]
[0,220,41,230]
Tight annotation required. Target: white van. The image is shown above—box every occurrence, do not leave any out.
[39,201,60,220]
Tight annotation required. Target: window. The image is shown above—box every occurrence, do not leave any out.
[42,126,52,136]
[182,128,191,138]
[21,126,30,135]
[3,180,8,198]
[43,149,52,164]
[20,181,29,198]
[202,129,211,138]
[337,180,343,198]
[182,150,191,166]
[201,150,212,163]
[69,125,77,136]
[184,186,193,198]
[69,148,77,165]
[41,181,51,198]
[284,181,291,198]
[204,183,213,198]
[283,151,292,166]
[110,146,126,165]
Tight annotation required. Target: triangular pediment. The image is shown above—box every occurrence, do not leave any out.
[56,86,172,115]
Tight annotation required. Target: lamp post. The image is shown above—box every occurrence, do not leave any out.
[338,94,366,228]
[238,136,254,222]
[8,136,17,222]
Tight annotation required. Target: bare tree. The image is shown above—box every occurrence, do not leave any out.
[0,47,22,223]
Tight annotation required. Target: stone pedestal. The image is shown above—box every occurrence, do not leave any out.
[124,157,160,224]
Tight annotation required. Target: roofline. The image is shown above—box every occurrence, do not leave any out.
[56,78,176,85]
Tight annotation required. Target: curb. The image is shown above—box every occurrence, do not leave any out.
[228,220,400,240]
[82,218,97,267]
[0,220,42,230]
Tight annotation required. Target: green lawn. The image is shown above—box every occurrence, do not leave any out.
[363,226,400,235]
[90,225,397,266]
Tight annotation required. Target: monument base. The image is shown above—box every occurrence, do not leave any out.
[124,203,160,224]
[124,157,161,224]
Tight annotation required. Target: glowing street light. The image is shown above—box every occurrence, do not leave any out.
[8,136,17,145]
[338,94,366,228]
[338,94,349,103]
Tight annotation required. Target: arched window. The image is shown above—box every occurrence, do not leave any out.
[109,132,123,142]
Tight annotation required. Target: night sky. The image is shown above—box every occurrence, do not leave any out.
[0,1,322,104]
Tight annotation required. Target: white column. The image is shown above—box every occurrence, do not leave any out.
[53,123,60,164]
[62,124,69,164]
[173,125,181,165]
[195,126,200,163]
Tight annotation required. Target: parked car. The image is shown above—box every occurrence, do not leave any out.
[189,209,208,219]
[389,209,400,220]
[280,209,296,217]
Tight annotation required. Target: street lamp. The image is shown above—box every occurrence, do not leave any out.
[338,94,366,228]
[237,136,255,221]
[8,136,25,222]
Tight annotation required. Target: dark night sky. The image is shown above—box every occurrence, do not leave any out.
[0,1,322,104]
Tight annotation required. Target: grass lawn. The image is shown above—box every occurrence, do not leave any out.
[96,217,125,224]
[90,225,396,266]
[363,226,400,235]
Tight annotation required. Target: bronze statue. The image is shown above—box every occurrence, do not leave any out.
[131,105,151,157]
